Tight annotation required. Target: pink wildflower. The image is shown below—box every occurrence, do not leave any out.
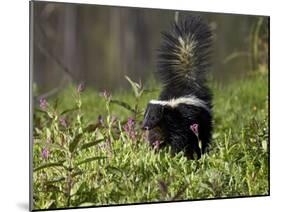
[190,123,199,137]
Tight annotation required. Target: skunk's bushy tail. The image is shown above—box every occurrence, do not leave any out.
[157,16,212,90]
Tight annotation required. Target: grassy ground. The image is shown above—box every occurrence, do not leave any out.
[32,72,269,210]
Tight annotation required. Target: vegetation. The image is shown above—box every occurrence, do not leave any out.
[32,71,269,210]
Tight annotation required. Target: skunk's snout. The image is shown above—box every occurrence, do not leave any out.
[141,123,150,130]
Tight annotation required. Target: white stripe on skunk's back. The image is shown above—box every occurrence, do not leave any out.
[149,95,211,113]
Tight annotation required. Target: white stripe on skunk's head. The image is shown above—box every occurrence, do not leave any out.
[149,95,210,113]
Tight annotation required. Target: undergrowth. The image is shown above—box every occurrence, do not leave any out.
[32,72,269,210]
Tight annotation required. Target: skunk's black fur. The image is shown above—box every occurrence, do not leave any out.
[142,16,213,159]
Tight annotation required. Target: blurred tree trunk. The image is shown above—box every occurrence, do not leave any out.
[62,5,79,80]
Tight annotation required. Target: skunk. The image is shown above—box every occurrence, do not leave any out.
[142,16,213,159]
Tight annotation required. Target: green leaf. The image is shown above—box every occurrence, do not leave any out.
[44,171,83,184]
[46,128,51,139]
[261,140,267,152]
[69,133,83,153]
[80,139,104,150]
[35,141,67,153]
[83,123,100,132]
[45,177,66,184]
[53,98,60,110]
[72,170,83,178]
[79,202,95,207]
[106,166,123,174]
[142,88,159,93]
[33,161,66,172]
[110,99,135,113]
[137,89,144,98]
[34,108,48,114]
[60,107,79,115]
[125,75,139,97]
[77,156,107,166]
[43,200,55,209]
[171,184,188,200]
[198,140,202,151]
[34,128,42,136]
[45,184,61,193]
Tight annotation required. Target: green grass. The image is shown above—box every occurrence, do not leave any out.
[32,72,269,210]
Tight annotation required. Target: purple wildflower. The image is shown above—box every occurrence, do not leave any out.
[59,116,67,128]
[42,148,49,159]
[123,117,137,140]
[153,140,160,150]
[130,131,136,140]
[190,123,202,153]
[98,142,106,150]
[100,90,112,100]
[77,82,85,93]
[124,124,129,133]
[127,117,135,128]
[39,97,48,110]
[190,123,199,137]
[98,115,104,125]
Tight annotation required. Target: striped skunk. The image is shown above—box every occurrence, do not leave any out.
[142,16,213,159]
